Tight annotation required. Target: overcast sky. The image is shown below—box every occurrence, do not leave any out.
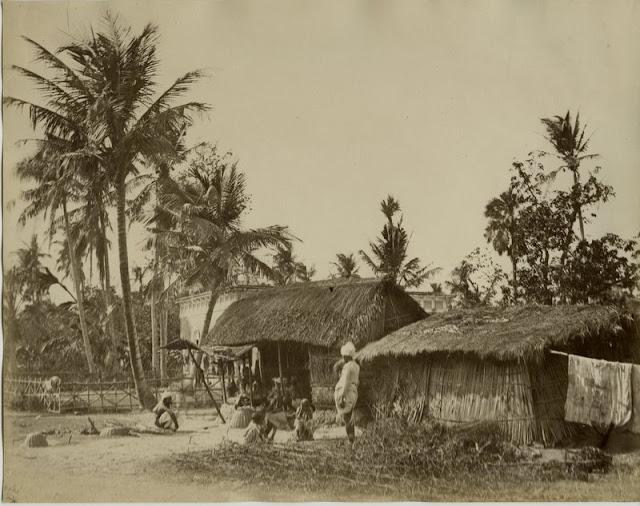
[4,0,640,300]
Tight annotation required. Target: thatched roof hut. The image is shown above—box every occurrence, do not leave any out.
[205,277,426,406]
[358,304,636,363]
[205,277,426,349]
[357,304,639,446]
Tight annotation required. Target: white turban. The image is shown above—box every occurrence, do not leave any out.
[161,391,172,401]
[340,342,356,357]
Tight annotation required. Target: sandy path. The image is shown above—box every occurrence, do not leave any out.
[2,409,356,502]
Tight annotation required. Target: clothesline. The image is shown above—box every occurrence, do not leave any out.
[549,349,637,366]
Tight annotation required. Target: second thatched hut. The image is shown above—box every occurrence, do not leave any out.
[203,277,426,406]
[356,304,640,446]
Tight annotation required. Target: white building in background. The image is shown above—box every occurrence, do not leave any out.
[177,286,267,345]
[407,292,453,313]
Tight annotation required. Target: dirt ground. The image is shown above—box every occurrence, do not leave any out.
[2,407,363,502]
[3,408,640,502]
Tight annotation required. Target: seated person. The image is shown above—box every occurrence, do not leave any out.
[244,409,276,445]
[294,398,315,441]
[266,379,284,411]
[153,392,179,432]
[282,378,295,411]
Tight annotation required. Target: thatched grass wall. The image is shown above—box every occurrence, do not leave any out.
[358,303,640,446]
[364,353,574,445]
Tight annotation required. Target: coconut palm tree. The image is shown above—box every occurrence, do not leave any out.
[6,15,206,406]
[15,145,97,374]
[484,186,522,300]
[162,144,293,342]
[541,111,598,241]
[14,235,52,303]
[360,195,439,288]
[331,253,360,279]
[271,246,315,285]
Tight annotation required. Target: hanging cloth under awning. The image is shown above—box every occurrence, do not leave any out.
[564,354,632,429]
[251,347,260,375]
[201,344,254,362]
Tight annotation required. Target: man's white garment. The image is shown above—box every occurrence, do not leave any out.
[334,360,360,415]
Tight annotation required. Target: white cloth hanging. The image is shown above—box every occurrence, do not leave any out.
[564,354,632,428]
[251,347,260,375]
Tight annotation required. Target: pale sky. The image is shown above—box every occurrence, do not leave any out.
[3,0,640,300]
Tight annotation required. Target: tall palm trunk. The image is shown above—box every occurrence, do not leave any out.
[510,253,518,302]
[150,244,159,377]
[99,211,118,353]
[116,178,155,409]
[62,199,96,375]
[200,288,221,343]
[159,303,167,380]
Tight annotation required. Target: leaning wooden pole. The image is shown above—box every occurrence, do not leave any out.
[188,348,225,424]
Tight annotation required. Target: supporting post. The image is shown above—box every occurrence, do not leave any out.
[189,348,225,424]
[220,359,227,403]
[258,347,264,383]
[277,342,285,399]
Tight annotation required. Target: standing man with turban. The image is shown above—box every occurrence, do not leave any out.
[334,341,359,446]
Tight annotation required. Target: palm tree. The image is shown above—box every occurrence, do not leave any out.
[331,253,360,279]
[42,16,205,406]
[295,264,316,283]
[15,147,98,374]
[163,144,293,342]
[360,195,439,288]
[272,246,314,285]
[484,186,522,300]
[6,15,206,405]
[541,111,597,241]
[14,235,51,303]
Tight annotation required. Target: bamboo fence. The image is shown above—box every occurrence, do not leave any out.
[5,373,225,414]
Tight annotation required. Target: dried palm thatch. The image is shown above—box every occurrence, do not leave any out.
[364,354,575,445]
[357,304,636,363]
[359,304,639,446]
[205,278,426,348]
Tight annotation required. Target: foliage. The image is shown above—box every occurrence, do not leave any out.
[484,112,637,305]
[557,234,639,303]
[360,195,439,288]
[272,245,315,285]
[331,253,360,279]
[447,248,506,308]
[484,186,524,299]
[429,283,443,294]
[540,110,598,241]
[7,287,180,379]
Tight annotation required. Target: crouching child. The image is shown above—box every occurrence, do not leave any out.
[153,392,179,432]
[244,410,277,445]
[294,398,315,441]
